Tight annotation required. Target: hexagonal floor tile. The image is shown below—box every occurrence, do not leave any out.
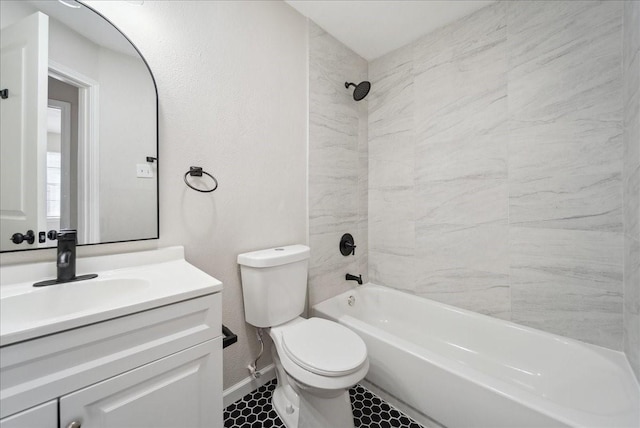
[223,380,425,428]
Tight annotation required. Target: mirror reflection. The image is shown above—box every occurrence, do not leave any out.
[0,0,158,252]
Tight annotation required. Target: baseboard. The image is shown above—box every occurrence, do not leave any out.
[223,364,276,408]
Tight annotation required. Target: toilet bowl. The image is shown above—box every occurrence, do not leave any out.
[237,245,369,428]
[269,317,369,428]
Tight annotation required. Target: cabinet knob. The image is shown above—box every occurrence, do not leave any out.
[66,421,82,428]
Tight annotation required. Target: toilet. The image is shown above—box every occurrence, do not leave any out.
[238,245,369,428]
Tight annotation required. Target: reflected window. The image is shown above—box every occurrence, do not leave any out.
[46,150,61,218]
[46,105,63,232]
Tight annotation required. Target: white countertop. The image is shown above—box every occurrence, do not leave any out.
[0,246,222,346]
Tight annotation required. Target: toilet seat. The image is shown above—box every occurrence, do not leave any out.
[270,317,369,391]
[281,318,367,377]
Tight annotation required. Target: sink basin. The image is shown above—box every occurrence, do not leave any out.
[0,246,223,346]
[1,278,151,330]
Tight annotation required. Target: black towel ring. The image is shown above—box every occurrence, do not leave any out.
[184,166,218,193]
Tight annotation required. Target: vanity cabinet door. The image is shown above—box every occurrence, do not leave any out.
[0,400,57,428]
[59,338,222,428]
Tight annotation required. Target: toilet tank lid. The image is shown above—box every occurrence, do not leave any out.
[237,245,310,268]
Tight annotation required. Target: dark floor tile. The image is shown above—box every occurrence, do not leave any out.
[224,380,425,428]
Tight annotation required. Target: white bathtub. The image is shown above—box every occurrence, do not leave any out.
[312,284,640,428]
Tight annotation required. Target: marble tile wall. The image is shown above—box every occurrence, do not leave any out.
[507,0,624,349]
[415,2,511,320]
[623,0,640,379]
[368,43,415,292]
[368,1,625,349]
[308,21,368,306]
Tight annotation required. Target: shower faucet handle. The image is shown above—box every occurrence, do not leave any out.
[340,233,356,256]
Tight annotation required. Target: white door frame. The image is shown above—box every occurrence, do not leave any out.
[46,100,71,234]
[48,60,100,244]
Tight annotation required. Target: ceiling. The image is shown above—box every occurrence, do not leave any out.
[285,0,495,61]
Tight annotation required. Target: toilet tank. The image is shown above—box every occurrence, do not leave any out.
[237,245,310,328]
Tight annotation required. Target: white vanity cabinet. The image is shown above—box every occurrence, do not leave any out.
[0,401,57,428]
[59,338,221,428]
[0,293,223,428]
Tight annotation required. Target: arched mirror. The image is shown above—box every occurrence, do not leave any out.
[0,0,158,252]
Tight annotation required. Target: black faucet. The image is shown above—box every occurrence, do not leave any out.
[57,229,77,282]
[33,229,98,287]
[345,273,363,285]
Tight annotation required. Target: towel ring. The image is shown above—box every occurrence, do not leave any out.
[184,166,218,193]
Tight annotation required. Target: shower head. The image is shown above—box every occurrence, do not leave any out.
[345,81,371,101]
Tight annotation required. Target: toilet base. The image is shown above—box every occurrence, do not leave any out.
[296,386,354,428]
[272,383,300,428]
[271,348,356,428]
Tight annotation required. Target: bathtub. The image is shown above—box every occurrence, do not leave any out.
[312,284,640,428]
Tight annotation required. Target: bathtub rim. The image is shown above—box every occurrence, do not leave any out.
[312,283,640,428]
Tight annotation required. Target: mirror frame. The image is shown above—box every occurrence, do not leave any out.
[2,0,160,253]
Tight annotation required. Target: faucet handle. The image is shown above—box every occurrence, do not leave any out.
[57,229,77,242]
[339,233,357,256]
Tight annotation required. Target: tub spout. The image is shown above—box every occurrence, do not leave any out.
[345,273,362,285]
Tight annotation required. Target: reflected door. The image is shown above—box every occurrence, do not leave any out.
[0,12,49,251]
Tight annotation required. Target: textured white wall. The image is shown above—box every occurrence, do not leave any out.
[1,0,308,390]
[368,0,625,350]
[85,0,308,390]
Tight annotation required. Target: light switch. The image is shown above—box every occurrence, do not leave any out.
[136,163,153,178]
